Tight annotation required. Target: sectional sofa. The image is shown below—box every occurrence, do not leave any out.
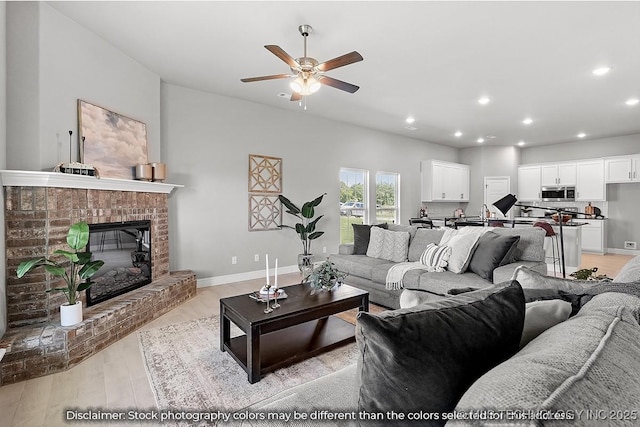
[244,255,640,427]
[329,224,547,309]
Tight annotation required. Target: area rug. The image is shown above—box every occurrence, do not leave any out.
[138,316,359,411]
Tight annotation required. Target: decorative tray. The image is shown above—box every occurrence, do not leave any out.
[248,290,288,303]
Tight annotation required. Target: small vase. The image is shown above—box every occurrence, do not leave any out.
[298,254,315,281]
[60,301,83,326]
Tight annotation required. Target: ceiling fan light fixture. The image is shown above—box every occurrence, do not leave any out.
[290,75,321,95]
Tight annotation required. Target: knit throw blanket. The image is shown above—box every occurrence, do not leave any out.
[386,262,431,290]
[574,281,640,306]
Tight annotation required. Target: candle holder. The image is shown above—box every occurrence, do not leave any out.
[263,284,273,314]
[272,285,280,309]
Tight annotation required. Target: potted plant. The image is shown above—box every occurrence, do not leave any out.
[308,259,347,294]
[278,193,326,279]
[17,221,104,326]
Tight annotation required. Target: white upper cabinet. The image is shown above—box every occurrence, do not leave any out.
[421,160,469,202]
[605,155,640,183]
[576,159,605,201]
[541,162,576,186]
[517,165,541,201]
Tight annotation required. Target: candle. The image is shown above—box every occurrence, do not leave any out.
[265,254,269,286]
[275,258,278,288]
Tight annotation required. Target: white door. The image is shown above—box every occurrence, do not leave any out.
[485,176,511,219]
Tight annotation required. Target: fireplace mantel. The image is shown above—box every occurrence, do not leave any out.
[0,170,183,194]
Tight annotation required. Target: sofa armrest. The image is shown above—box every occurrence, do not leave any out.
[339,244,355,255]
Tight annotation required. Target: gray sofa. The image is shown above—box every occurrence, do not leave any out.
[329,224,547,309]
[243,255,640,427]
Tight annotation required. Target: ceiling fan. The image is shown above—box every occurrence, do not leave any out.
[241,25,363,102]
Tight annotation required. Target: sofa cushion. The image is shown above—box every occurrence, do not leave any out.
[520,299,572,347]
[419,243,451,272]
[366,227,410,262]
[386,223,419,242]
[493,260,547,284]
[417,270,492,295]
[454,300,640,418]
[407,228,446,262]
[614,255,640,282]
[328,254,392,281]
[355,281,525,422]
[352,223,388,255]
[468,231,520,281]
[492,227,546,262]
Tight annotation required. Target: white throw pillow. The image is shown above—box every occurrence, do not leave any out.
[520,299,572,347]
[420,243,451,272]
[444,232,483,273]
[366,227,410,262]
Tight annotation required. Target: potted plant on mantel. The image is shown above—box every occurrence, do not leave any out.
[278,193,326,280]
[17,221,104,327]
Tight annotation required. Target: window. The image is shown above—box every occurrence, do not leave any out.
[339,168,368,244]
[376,172,400,224]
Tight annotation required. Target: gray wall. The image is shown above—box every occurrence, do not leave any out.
[6,2,161,171]
[521,134,640,250]
[1,1,7,337]
[459,146,521,216]
[162,83,457,280]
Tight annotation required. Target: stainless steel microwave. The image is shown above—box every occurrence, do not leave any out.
[541,186,575,202]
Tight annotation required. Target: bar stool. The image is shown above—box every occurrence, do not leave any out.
[533,222,561,276]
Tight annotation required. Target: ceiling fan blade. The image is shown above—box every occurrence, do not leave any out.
[241,74,291,83]
[290,92,302,102]
[316,51,363,72]
[265,45,299,69]
[318,76,360,93]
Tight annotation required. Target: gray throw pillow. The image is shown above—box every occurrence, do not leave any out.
[468,231,520,281]
[352,223,388,255]
[355,281,525,425]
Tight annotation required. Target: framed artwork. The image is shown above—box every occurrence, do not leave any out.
[248,154,282,193]
[78,100,148,179]
[248,194,282,231]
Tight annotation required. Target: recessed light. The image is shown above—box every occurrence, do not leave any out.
[518,141,526,146]
[577,132,586,138]
[454,131,463,137]
[478,97,490,105]
[477,138,485,143]
[405,116,415,124]
[522,118,533,125]
[626,98,639,106]
[592,66,611,76]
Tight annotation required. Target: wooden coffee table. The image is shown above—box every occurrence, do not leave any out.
[220,283,369,383]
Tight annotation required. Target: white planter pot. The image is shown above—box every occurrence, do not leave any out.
[60,301,83,326]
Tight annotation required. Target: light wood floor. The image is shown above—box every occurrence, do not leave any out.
[0,253,634,426]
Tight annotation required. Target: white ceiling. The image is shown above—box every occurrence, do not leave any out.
[48,1,640,148]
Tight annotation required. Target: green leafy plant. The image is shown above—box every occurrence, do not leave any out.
[308,259,347,293]
[17,221,104,305]
[570,267,610,281]
[278,193,326,255]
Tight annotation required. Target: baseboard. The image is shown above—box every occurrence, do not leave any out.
[606,248,640,256]
[197,264,300,288]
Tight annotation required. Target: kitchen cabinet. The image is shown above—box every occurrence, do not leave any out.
[541,162,576,186]
[517,165,541,201]
[572,219,606,254]
[604,155,640,183]
[421,160,469,202]
[575,160,605,201]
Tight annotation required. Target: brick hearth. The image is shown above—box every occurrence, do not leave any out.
[0,174,194,385]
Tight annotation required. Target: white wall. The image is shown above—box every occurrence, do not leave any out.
[162,83,457,281]
[6,2,161,171]
[1,1,8,337]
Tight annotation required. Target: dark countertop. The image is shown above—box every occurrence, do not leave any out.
[410,217,589,228]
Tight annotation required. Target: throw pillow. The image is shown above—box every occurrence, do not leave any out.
[352,223,388,255]
[355,281,525,423]
[419,243,451,272]
[499,235,521,266]
[442,232,483,273]
[366,227,410,262]
[520,299,572,347]
[467,231,521,281]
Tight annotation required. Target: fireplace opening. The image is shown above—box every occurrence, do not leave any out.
[86,220,152,306]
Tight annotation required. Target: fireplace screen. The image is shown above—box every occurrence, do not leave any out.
[86,221,151,306]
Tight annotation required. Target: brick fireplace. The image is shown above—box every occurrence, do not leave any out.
[0,171,196,385]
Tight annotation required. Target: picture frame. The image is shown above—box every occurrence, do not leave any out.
[248,194,282,231]
[248,154,282,193]
[78,100,148,179]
